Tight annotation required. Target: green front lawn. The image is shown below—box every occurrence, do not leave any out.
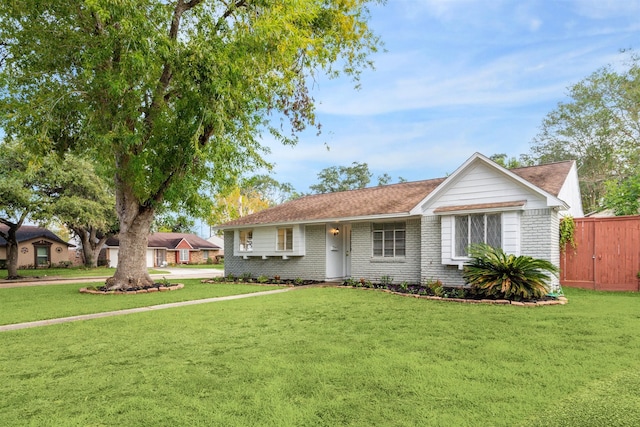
[0,280,280,325]
[0,287,638,426]
[0,266,168,279]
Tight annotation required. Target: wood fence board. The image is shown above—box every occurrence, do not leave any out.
[561,216,640,292]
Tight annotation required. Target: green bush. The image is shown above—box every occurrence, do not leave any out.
[463,244,558,301]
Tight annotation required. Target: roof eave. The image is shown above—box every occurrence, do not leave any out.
[215,212,421,230]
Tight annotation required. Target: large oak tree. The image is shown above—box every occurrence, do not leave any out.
[0,0,381,289]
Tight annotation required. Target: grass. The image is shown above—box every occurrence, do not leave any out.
[0,286,638,426]
[0,280,281,325]
[0,266,168,279]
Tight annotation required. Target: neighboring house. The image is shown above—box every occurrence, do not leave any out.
[103,232,222,268]
[0,225,74,269]
[206,235,225,257]
[217,153,584,290]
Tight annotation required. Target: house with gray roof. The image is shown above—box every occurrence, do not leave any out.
[104,232,222,268]
[0,225,74,269]
[216,153,584,289]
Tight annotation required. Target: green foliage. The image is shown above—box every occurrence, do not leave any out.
[463,244,558,301]
[153,214,195,233]
[424,278,444,297]
[310,162,373,193]
[528,52,640,213]
[257,275,269,284]
[559,215,577,253]
[0,0,382,282]
[0,1,381,211]
[603,171,640,215]
[379,275,393,286]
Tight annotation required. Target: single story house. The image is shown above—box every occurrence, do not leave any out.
[206,235,225,257]
[103,232,222,268]
[217,153,584,290]
[0,225,74,269]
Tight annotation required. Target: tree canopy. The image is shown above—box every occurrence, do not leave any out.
[309,162,373,193]
[0,142,114,274]
[0,0,382,289]
[528,53,640,214]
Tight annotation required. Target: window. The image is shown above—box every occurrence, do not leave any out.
[35,246,49,266]
[239,230,253,252]
[179,249,189,262]
[202,250,209,260]
[455,213,501,257]
[372,222,405,257]
[277,227,293,251]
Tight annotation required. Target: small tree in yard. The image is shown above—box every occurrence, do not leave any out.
[42,155,118,268]
[0,1,382,290]
[0,142,43,279]
[463,244,559,301]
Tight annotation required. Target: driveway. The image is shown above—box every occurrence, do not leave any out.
[158,267,224,279]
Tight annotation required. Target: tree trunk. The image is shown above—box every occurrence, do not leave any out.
[6,236,19,280]
[76,227,110,268]
[105,207,155,290]
[1,222,21,280]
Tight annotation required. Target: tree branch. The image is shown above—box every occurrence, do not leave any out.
[214,0,248,32]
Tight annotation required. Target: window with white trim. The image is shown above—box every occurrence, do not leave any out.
[179,249,189,262]
[277,227,293,251]
[455,213,501,257]
[239,230,253,252]
[372,222,406,257]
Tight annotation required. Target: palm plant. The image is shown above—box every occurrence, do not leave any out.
[462,244,559,301]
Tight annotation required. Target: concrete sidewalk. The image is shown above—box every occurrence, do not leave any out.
[0,287,292,332]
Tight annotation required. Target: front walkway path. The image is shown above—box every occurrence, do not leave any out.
[0,287,292,333]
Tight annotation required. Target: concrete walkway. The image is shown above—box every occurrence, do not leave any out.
[0,287,292,332]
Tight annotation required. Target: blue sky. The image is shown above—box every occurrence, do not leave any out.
[262,0,640,193]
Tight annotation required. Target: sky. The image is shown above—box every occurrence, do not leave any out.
[260,0,640,193]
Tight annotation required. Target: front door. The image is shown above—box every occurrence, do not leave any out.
[325,224,351,280]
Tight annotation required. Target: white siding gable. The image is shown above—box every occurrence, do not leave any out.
[557,162,584,217]
[421,162,549,215]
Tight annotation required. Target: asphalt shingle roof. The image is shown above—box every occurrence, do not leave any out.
[0,225,71,246]
[219,160,575,228]
[106,232,220,250]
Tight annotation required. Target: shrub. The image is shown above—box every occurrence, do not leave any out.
[424,278,444,297]
[463,244,558,301]
[380,275,393,286]
[257,275,269,283]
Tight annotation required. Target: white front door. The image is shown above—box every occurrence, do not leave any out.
[326,224,351,279]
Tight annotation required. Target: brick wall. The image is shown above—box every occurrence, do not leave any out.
[350,219,422,284]
[224,225,326,280]
[420,215,466,286]
[521,208,560,290]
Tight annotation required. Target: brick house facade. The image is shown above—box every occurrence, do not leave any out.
[218,153,583,290]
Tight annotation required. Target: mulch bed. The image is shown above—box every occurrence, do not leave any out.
[79,283,184,295]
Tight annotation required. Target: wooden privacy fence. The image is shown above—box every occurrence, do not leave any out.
[560,216,640,292]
